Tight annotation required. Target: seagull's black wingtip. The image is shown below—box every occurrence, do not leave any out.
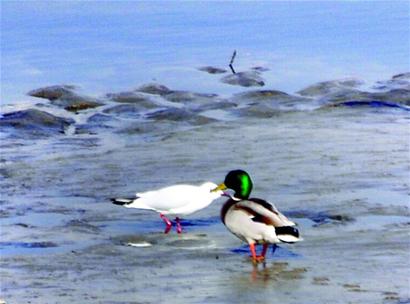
[111,198,134,205]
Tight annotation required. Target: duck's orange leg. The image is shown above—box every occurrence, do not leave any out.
[249,243,265,263]
[261,244,269,258]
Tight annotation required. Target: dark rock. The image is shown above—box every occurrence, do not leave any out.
[392,72,410,80]
[198,66,227,74]
[373,73,410,91]
[321,88,410,106]
[370,89,410,105]
[229,90,312,117]
[52,96,103,112]
[220,71,265,87]
[251,66,269,72]
[297,79,364,97]
[105,91,157,108]
[28,85,104,112]
[0,109,73,138]
[136,83,172,95]
[235,90,290,101]
[136,83,220,106]
[102,91,160,118]
[146,108,216,125]
[74,113,116,135]
[193,100,237,112]
[102,104,145,117]
[64,102,102,112]
[28,85,77,100]
[146,107,194,121]
[162,91,219,104]
[328,100,410,111]
[233,90,311,105]
[233,103,281,118]
[318,88,370,104]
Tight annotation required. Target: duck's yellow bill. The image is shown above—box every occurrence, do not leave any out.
[211,183,227,192]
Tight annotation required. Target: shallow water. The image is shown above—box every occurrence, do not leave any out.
[1,103,409,303]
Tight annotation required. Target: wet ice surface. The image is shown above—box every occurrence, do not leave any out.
[1,77,410,303]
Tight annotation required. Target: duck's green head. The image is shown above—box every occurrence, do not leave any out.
[212,170,253,200]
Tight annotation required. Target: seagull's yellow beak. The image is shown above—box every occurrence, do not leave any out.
[211,183,227,192]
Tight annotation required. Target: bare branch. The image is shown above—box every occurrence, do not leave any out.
[229,50,237,74]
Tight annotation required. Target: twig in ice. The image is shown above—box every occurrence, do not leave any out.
[229,50,237,74]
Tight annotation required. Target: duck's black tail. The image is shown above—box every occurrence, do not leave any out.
[275,226,301,243]
[111,197,136,206]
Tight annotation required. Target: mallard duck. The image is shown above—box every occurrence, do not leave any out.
[112,182,223,234]
[212,170,301,263]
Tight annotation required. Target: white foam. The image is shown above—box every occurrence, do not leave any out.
[126,242,152,248]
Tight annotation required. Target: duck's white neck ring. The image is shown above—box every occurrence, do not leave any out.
[222,192,242,201]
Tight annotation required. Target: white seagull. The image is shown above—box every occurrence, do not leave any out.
[111,182,223,234]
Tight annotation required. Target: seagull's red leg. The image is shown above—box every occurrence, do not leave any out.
[160,213,172,234]
[261,244,269,258]
[249,243,265,263]
[175,217,182,234]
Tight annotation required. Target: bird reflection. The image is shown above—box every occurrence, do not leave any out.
[250,261,307,283]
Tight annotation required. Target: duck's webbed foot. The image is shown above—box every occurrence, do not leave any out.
[249,243,268,263]
[251,255,265,263]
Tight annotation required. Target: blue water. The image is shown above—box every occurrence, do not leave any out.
[1,1,409,104]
